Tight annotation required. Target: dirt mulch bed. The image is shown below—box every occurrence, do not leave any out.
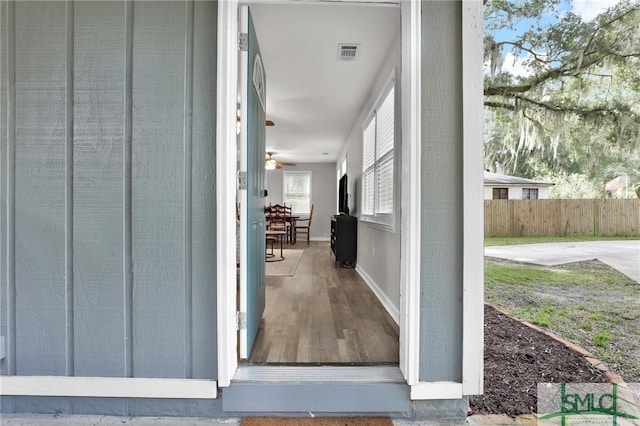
[469,304,607,418]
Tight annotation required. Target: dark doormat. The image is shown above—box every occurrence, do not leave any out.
[241,417,393,426]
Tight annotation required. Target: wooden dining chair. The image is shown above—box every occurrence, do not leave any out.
[294,204,313,244]
[267,204,291,242]
[283,204,294,242]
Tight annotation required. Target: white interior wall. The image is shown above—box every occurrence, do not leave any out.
[266,163,336,240]
[338,32,402,319]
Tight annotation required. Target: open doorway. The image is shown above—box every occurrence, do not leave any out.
[217,0,424,389]
[238,2,402,365]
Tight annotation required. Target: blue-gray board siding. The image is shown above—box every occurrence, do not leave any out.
[1,396,223,418]
[14,1,68,376]
[1,0,217,380]
[190,0,218,381]
[0,0,13,374]
[131,0,188,378]
[1,0,471,418]
[419,0,464,382]
[73,0,127,378]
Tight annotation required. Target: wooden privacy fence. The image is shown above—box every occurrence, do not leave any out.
[484,199,640,237]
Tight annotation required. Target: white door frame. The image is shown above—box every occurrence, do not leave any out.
[216,0,420,388]
[216,0,484,398]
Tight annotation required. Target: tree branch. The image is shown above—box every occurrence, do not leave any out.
[484,100,515,111]
[515,96,614,118]
[484,94,631,122]
[495,41,553,63]
[485,50,617,96]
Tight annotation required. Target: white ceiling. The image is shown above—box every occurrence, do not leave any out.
[248,3,400,164]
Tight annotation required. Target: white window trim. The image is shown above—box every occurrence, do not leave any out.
[360,70,397,232]
[282,170,312,215]
[461,0,485,397]
[399,0,421,389]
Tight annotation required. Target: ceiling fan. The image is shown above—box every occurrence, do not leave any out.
[265,152,296,170]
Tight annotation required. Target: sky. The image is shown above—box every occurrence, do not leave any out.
[493,0,625,77]
[572,0,624,20]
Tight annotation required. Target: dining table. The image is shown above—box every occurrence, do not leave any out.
[287,216,299,244]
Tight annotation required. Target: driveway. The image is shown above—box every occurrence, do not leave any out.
[485,240,640,283]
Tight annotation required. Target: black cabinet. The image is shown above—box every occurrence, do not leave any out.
[330,215,357,267]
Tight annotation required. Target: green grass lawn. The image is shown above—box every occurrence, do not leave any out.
[485,257,640,382]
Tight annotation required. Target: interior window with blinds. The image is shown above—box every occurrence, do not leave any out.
[361,71,396,230]
[283,171,312,215]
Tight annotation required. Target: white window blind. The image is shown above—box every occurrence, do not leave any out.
[362,119,376,216]
[361,72,396,230]
[283,171,312,215]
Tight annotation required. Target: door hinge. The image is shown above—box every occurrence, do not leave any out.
[236,311,247,330]
[237,171,247,190]
[238,33,248,51]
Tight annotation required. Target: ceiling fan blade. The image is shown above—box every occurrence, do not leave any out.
[265,152,296,168]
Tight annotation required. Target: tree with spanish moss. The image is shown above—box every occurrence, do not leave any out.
[483,0,640,198]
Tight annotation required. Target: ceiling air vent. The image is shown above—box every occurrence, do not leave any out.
[337,43,360,62]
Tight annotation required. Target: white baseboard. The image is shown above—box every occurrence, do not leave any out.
[411,381,463,400]
[0,376,217,399]
[355,266,399,325]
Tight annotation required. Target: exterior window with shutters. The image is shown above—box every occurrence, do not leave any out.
[361,71,396,231]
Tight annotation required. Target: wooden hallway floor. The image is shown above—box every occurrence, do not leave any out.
[249,242,399,364]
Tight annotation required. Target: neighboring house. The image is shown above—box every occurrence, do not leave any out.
[0,0,484,420]
[604,175,629,199]
[484,171,554,200]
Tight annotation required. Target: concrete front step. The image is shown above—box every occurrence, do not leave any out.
[223,365,410,414]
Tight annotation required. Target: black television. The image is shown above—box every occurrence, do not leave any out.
[338,173,349,215]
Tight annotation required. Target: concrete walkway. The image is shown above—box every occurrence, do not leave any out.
[0,414,500,425]
[485,240,640,283]
[0,413,546,425]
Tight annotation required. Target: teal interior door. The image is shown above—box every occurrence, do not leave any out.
[239,6,266,359]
